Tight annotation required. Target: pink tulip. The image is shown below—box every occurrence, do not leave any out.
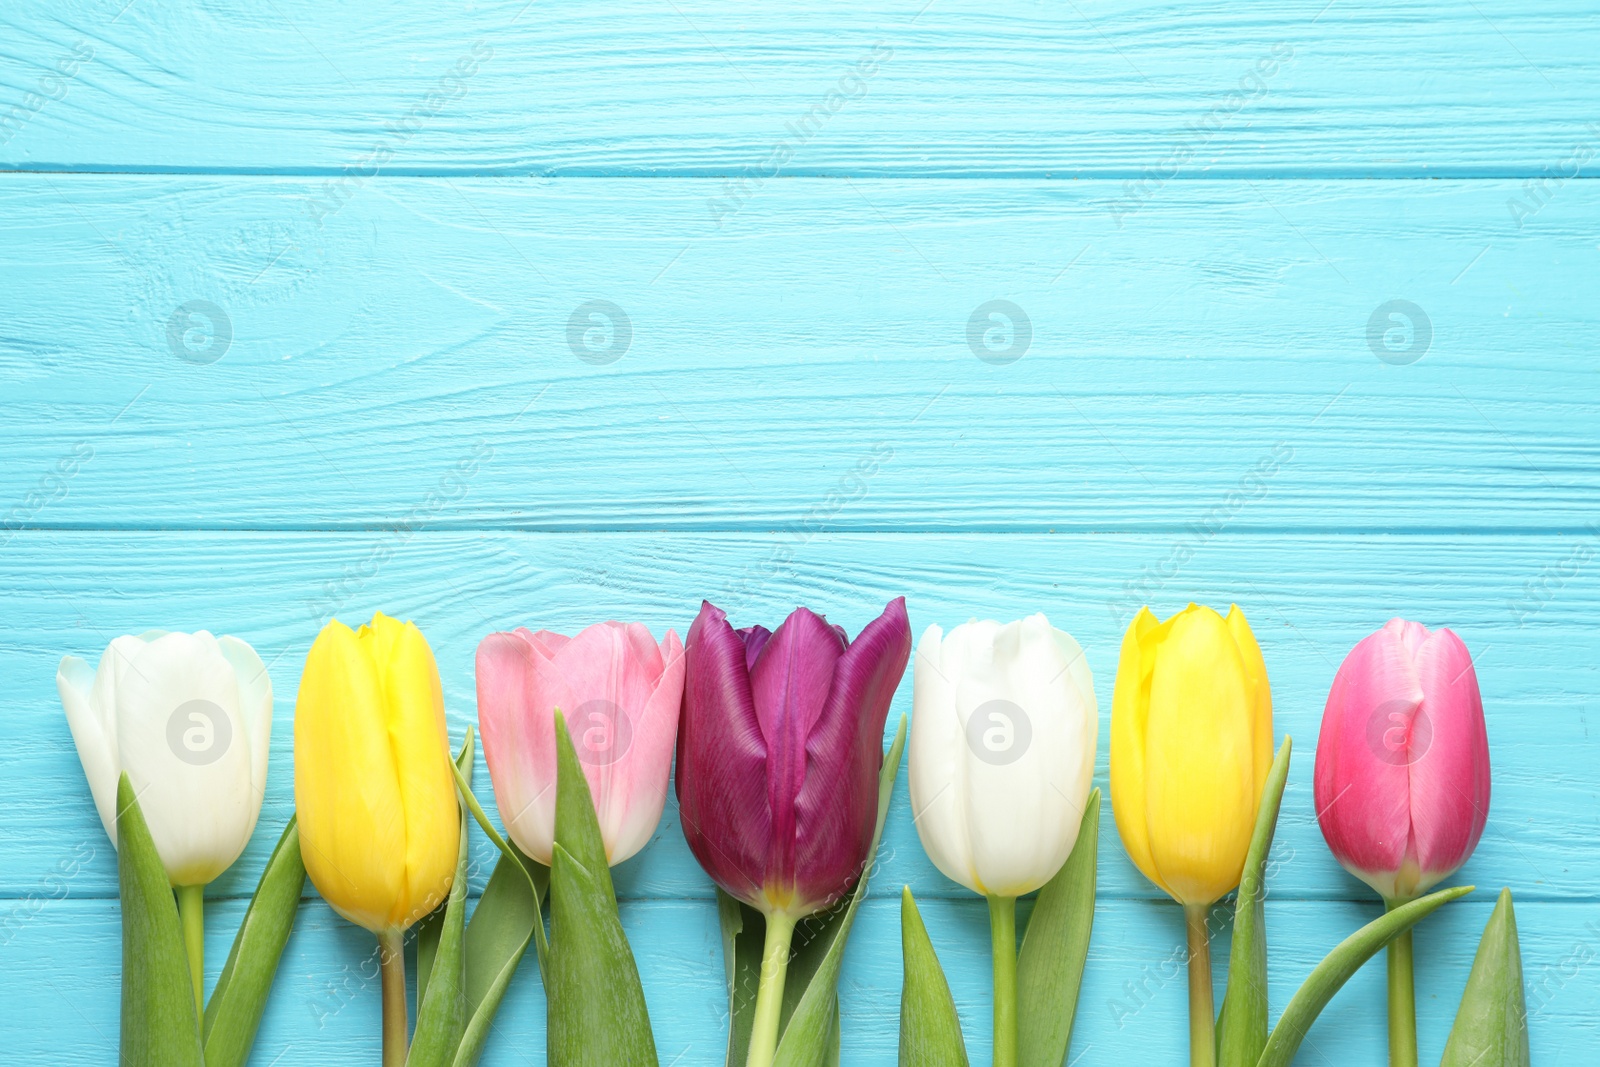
[1313,618,1491,900]
[676,598,911,918]
[477,621,686,866]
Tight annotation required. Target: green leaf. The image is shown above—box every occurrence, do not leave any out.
[547,843,657,1066]
[771,714,908,1067]
[899,887,971,1067]
[718,890,763,1066]
[719,893,853,1067]
[448,762,550,1067]
[1440,888,1531,1067]
[552,713,615,903]
[547,713,657,1066]
[1216,738,1293,1067]
[1256,884,1474,1067]
[116,774,205,1067]
[1017,788,1100,1067]
[200,817,307,1067]
[418,733,476,1003]
[467,847,548,1009]
[416,904,446,1004]
[408,730,476,1067]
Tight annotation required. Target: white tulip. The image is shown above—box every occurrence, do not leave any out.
[909,614,1098,898]
[57,631,272,887]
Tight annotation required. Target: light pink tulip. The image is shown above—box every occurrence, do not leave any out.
[1313,618,1490,900]
[477,622,685,866]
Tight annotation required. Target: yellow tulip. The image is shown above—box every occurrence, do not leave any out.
[1111,603,1273,908]
[294,612,459,935]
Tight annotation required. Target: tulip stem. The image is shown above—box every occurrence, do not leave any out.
[1385,900,1419,1067]
[379,929,408,1067]
[1184,904,1216,1067]
[747,910,797,1067]
[176,884,205,1019]
[987,894,1018,1067]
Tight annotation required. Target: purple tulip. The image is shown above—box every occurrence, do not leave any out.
[676,597,911,918]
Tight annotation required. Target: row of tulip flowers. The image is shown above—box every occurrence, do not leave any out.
[59,599,1528,1067]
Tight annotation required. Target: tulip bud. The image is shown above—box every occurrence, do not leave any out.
[58,631,271,888]
[294,612,459,934]
[676,598,911,918]
[1313,618,1490,901]
[1111,603,1274,908]
[909,615,1098,898]
[476,621,685,867]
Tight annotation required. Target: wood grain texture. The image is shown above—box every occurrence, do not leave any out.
[4,897,1597,1065]
[2,1,1597,175]
[2,176,1596,532]
[5,2,1599,1062]
[2,531,1595,907]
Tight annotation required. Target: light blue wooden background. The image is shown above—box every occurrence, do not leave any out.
[3,1,1598,1063]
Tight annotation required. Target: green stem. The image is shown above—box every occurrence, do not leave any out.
[1185,904,1216,1067]
[987,894,1018,1067]
[379,929,408,1067]
[746,911,798,1067]
[176,883,205,1019]
[1385,899,1418,1067]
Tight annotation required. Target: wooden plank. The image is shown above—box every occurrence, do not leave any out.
[2,2,1597,175]
[2,176,1595,532]
[3,896,1596,1064]
[3,530,1595,903]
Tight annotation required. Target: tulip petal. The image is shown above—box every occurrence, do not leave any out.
[59,654,120,848]
[1387,617,1432,660]
[479,621,684,869]
[747,606,848,898]
[96,633,155,744]
[1142,606,1258,905]
[1110,607,1168,897]
[605,629,685,865]
[217,634,273,835]
[678,602,772,907]
[551,622,668,860]
[1225,604,1275,803]
[958,616,1091,897]
[1313,627,1421,898]
[117,632,254,886]
[909,623,979,894]
[295,620,407,932]
[477,630,561,864]
[521,628,571,660]
[379,620,460,928]
[791,597,910,909]
[1407,627,1490,890]
[740,625,773,670]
